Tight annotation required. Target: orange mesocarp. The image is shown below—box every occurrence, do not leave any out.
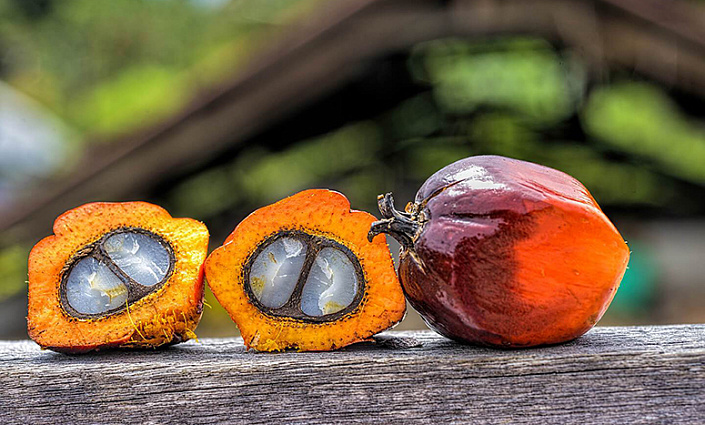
[205,189,406,351]
[28,202,209,353]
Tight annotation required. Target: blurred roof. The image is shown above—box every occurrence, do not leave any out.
[2,0,705,245]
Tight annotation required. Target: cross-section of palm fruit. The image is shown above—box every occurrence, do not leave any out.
[205,189,406,352]
[28,202,209,353]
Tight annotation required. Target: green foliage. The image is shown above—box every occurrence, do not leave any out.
[381,94,441,140]
[584,82,705,183]
[413,38,581,126]
[402,137,474,181]
[167,122,383,219]
[0,246,28,302]
[0,0,319,137]
[406,39,696,208]
[335,169,388,211]
[71,65,187,136]
[235,122,381,204]
[169,166,241,220]
[467,113,668,205]
[166,37,700,222]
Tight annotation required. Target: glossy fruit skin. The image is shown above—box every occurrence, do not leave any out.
[371,155,630,347]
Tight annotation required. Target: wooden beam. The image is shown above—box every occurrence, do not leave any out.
[3,0,705,247]
[1,325,703,424]
[0,0,448,245]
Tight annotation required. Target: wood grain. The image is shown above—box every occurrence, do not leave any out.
[0,325,703,424]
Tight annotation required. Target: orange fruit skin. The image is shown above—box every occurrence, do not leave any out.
[205,189,406,352]
[398,156,630,347]
[27,202,209,353]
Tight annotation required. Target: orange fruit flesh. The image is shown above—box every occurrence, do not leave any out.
[205,189,406,352]
[28,202,209,353]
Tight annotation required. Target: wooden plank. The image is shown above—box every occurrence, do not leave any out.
[0,325,703,424]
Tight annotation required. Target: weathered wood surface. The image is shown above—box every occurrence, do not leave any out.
[0,325,703,424]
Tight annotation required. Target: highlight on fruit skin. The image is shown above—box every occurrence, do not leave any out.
[27,202,209,353]
[205,189,406,352]
[369,155,630,348]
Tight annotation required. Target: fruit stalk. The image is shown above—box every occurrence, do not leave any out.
[368,193,419,249]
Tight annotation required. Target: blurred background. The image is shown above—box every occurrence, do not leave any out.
[1,0,704,339]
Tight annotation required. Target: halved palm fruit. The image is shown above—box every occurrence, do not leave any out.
[28,202,209,353]
[205,189,406,352]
